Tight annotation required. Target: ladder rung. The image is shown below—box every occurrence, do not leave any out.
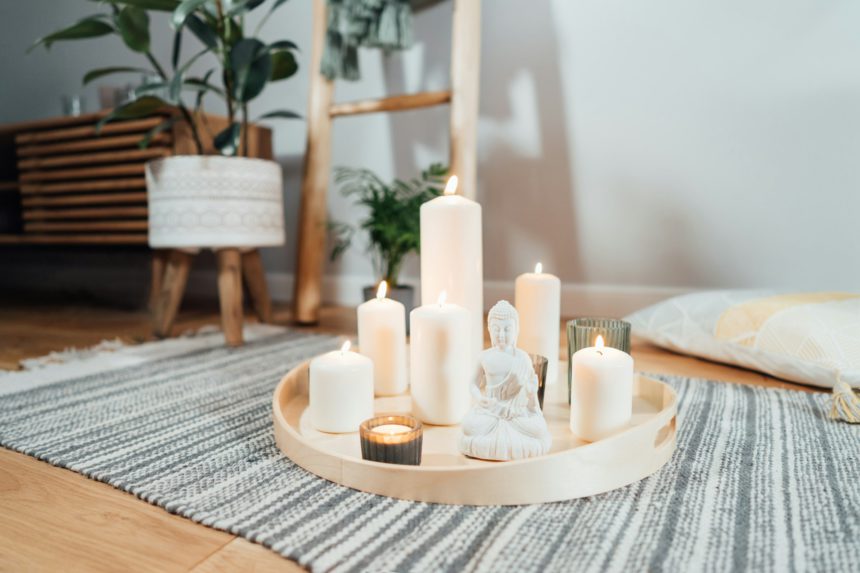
[330,90,452,118]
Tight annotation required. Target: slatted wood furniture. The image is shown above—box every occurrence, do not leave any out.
[293,0,482,324]
[0,111,276,346]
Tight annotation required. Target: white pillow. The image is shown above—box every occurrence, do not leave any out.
[625,291,860,389]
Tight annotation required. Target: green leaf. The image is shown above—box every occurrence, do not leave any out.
[269,39,298,51]
[229,38,271,102]
[269,48,298,81]
[186,15,218,49]
[138,117,176,149]
[226,0,266,17]
[134,81,168,97]
[102,0,180,11]
[184,76,224,96]
[172,0,209,29]
[255,109,301,121]
[213,122,241,156]
[30,17,113,52]
[83,66,149,85]
[171,28,182,69]
[116,6,150,52]
[96,95,170,133]
[270,0,290,13]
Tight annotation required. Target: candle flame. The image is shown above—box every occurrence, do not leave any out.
[595,335,605,350]
[534,262,543,274]
[444,175,458,196]
[376,280,388,300]
[340,340,351,355]
[437,291,447,306]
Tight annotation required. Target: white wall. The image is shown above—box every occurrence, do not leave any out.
[1,1,858,314]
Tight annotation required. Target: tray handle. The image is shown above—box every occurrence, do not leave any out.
[653,415,676,449]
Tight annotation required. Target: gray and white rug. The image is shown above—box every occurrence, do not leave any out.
[1,327,858,572]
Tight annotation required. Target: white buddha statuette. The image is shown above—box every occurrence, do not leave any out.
[459,300,552,461]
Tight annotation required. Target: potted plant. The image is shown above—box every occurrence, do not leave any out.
[329,163,447,329]
[32,0,301,249]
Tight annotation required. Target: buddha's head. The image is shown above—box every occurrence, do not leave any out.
[488,300,518,351]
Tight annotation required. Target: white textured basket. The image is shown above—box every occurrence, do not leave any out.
[146,155,285,249]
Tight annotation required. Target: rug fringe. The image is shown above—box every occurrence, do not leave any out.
[830,374,860,424]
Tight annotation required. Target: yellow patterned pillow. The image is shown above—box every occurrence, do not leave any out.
[626,291,860,389]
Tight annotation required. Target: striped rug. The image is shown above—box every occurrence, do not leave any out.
[1,328,858,572]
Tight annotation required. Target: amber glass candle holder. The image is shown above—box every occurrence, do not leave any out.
[359,414,423,465]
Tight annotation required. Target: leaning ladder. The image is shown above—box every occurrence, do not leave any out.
[293,0,482,324]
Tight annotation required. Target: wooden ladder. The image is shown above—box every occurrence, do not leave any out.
[293,0,482,324]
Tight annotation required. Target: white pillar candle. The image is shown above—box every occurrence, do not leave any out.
[570,335,634,442]
[420,175,483,364]
[357,281,408,396]
[515,262,561,385]
[409,292,472,425]
[309,341,374,433]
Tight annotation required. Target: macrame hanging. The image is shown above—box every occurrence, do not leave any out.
[321,0,414,81]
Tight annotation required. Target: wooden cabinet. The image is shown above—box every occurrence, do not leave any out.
[0,111,272,245]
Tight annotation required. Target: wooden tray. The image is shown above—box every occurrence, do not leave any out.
[272,361,677,505]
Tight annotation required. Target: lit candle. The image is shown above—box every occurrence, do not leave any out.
[309,341,374,433]
[360,414,423,465]
[420,175,483,366]
[570,335,633,441]
[409,291,471,425]
[357,281,408,396]
[515,262,561,386]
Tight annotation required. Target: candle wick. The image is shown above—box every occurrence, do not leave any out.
[596,350,603,356]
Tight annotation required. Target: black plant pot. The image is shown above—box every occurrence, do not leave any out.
[363,284,415,334]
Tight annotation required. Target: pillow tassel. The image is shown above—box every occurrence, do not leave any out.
[830,374,860,424]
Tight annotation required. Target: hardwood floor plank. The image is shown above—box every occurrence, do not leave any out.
[192,538,305,573]
[0,450,235,572]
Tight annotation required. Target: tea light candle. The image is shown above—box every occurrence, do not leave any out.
[309,341,374,433]
[570,335,633,441]
[410,291,471,425]
[420,175,483,366]
[357,281,408,396]
[515,262,561,386]
[360,414,423,465]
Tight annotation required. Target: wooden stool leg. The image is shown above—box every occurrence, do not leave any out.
[152,250,193,338]
[148,250,169,312]
[217,248,244,346]
[241,249,273,323]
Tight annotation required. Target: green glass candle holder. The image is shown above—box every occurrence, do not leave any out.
[566,318,631,403]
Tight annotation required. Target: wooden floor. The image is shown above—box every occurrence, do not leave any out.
[0,298,822,572]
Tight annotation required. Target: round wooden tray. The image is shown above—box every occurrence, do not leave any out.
[272,361,677,505]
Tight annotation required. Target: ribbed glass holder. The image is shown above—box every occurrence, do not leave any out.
[529,353,549,410]
[360,414,423,465]
[566,318,632,403]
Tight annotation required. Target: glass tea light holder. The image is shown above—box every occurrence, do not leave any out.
[529,354,549,410]
[566,318,632,404]
[360,414,423,465]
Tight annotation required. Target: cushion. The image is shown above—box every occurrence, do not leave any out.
[625,291,860,389]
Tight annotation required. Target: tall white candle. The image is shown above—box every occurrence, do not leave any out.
[309,341,374,433]
[357,281,408,396]
[409,292,471,425]
[570,335,633,442]
[420,176,483,364]
[515,262,561,385]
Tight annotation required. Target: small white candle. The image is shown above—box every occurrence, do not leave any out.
[570,335,633,441]
[309,341,374,433]
[357,281,408,396]
[410,291,471,425]
[420,176,483,367]
[372,424,412,434]
[515,262,561,385]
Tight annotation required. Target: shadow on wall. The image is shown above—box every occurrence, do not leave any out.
[384,0,583,284]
